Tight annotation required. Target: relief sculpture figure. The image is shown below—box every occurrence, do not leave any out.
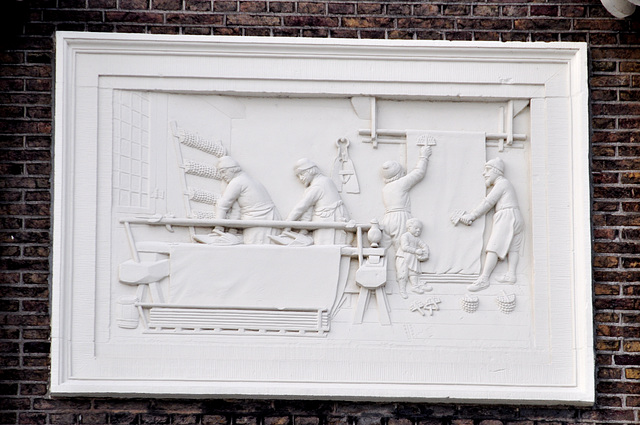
[214,156,281,244]
[396,218,431,299]
[459,157,524,292]
[286,158,350,245]
[381,145,432,249]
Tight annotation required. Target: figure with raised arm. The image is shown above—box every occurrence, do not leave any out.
[396,218,430,299]
[286,158,350,245]
[381,145,432,249]
[214,156,280,244]
[459,157,524,292]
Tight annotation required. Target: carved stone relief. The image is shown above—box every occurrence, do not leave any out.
[113,93,532,337]
[52,33,593,404]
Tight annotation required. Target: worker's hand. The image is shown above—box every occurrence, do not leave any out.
[420,145,432,159]
[460,214,474,226]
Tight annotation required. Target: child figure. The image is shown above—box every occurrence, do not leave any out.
[396,218,431,299]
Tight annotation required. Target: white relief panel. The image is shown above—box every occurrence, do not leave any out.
[52,33,593,404]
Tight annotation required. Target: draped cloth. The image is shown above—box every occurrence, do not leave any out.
[169,244,343,310]
[405,130,487,276]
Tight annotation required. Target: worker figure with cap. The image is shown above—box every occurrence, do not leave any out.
[286,158,350,245]
[380,144,432,250]
[460,157,524,292]
[214,156,281,244]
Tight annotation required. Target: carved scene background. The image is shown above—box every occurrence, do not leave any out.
[0,0,639,424]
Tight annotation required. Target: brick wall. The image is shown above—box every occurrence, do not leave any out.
[1,0,639,423]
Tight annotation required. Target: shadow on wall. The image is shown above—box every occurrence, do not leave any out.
[0,0,29,49]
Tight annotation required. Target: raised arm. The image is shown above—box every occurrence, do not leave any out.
[400,145,431,190]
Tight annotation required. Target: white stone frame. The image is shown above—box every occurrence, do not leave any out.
[52,32,593,404]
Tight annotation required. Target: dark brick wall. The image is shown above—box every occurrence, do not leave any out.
[1,0,639,423]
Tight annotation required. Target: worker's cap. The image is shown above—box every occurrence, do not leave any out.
[217,156,240,169]
[485,157,505,174]
[381,161,403,180]
[294,158,317,173]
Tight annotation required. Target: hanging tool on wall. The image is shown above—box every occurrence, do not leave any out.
[331,137,360,194]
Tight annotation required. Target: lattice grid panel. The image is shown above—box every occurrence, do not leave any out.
[112,91,151,209]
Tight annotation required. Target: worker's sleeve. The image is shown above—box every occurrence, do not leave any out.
[400,233,417,254]
[286,186,322,221]
[400,157,428,190]
[215,180,241,219]
[469,180,504,220]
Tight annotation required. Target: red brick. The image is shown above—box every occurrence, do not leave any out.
[141,413,170,424]
[264,417,290,425]
[269,2,294,13]
[294,418,320,425]
[50,413,77,425]
[591,33,618,45]
[203,416,228,425]
[240,1,267,13]
[105,11,164,23]
[501,33,528,42]
[184,0,210,11]
[58,0,86,7]
[42,9,103,21]
[298,2,324,14]
[78,413,109,424]
[627,396,640,406]
[502,6,527,17]
[387,4,411,16]
[443,5,470,16]
[302,28,328,37]
[166,13,223,25]
[457,19,512,30]
[414,4,439,16]
[598,367,621,379]
[227,14,281,26]
[562,6,585,17]
[530,5,558,17]
[581,409,635,422]
[515,19,570,31]
[213,1,237,12]
[575,19,628,31]
[172,414,198,425]
[473,5,499,17]
[284,16,338,27]
[474,32,500,41]
[152,0,181,9]
[360,30,385,39]
[328,3,354,15]
[342,17,392,28]
[597,395,623,407]
[17,413,46,424]
[397,18,454,30]
[88,0,118,7]
[591,75,631,87]
[244,27,271,35]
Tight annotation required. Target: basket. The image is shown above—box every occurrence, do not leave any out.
[461,294,479,313]
[496,291,516,314]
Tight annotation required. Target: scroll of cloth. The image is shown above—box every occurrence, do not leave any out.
[168,244,343,309]
[406,130,486,279]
